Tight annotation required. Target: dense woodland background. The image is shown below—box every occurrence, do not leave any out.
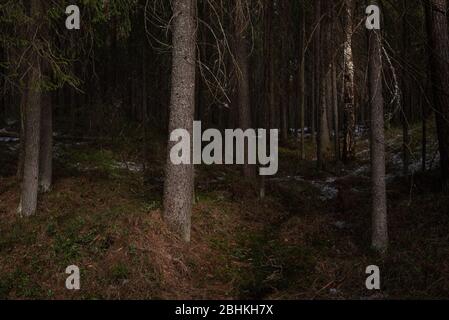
[0,0,449,299]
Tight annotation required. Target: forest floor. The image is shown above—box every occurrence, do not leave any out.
[1,121,449,299]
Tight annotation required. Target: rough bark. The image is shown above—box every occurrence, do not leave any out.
[19,58,42,215]
[39,19,52,193]
[425,0,449,192]
[368,9,388,252]
[342,0,356,162]
[163,0,197,242]
[279,0,290,143]
[234,0,256,178]
[400,0,410,175]
[314,0,322,165]
[39,90,52,193]
[332,59,340,161]
[259,0,274,199]
[318,0,333,169]
[19,0,43,216]
[299,0,306,160]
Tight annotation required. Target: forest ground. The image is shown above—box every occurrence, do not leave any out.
[1,121,449,299]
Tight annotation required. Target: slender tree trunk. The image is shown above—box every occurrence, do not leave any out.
[279,0,290,142]
[368,7,388,252]
[314,0,322,165]
[400,0,410,175]
[142,45,149,175]
[421,94,427,172]
[342,0,356,162]
[425,0,449,192]
[163,0,197,242]
[17,89,26,181]
[39,90,52,193]
[332,60,340,161]
[318,1,333,169]
[234,0,256,178]
[39,13,52,193]
[299,0,306,160]
[259,0,275,199]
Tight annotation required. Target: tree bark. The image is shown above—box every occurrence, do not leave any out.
[318,0,333,169]
[314,0,322,165]
[39,18,52,193]
[368,5,388,252]
[425,0,449,192]
[39,90,52,193]
[234,0,256,178]
[299,0,306,160]
[342,0,356,162]
[163,0,197,242]
[20,55,42,214]
[400,0,410,175]
[332,59,340,161]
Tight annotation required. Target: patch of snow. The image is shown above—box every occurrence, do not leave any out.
[0,137,19,143]
[352,165,369,176]
[6,119,17,126]
[329,288,338,295]
[113,161,144,172]
[311,180,338,201]
[333,221,346,229]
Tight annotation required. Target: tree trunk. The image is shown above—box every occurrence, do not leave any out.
[299,0,306,160]
[142,45,149,175]
[17,89,26,181]
[314,0,322,165]
[163,0,197,242]
[368,8,388,252]
[39,19,52,193]
[400,0,410,175]
[279,0,290,143]
[234,0,256,178]
[332,59,340,162]
[20,55,42,215]
[259,0,275,199]
[342,0,356,162]
[425,0,449,192]
[421,92,427,172]
[39,90,52,193]
[318,0,333,169]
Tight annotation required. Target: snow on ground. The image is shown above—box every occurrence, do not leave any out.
[0,137,18,143]
[113,161,144,172]
[311,180,339,201]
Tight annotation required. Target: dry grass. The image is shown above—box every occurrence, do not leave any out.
[1,123,449,299]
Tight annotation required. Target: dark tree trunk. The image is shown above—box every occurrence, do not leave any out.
[314,0,322,165]
[425,0,449,192]
[234,0,256,178]
[318,0,333,169]
[368,5,388,252]
[401,0,411,175]
[342,0,356,162]
[39,90,52,193]
[299,0,306,160]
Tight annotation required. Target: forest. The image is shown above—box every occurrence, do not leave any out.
[0,0,449,300]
